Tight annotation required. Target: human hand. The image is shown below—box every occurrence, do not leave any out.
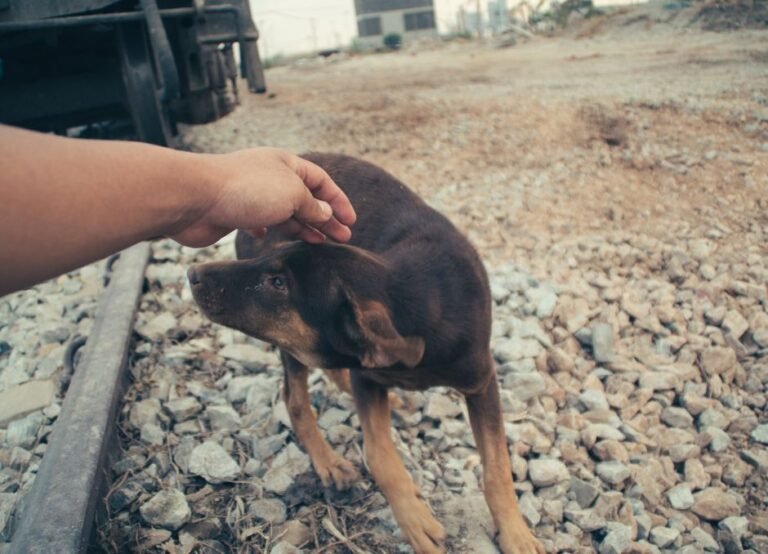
[170,148,356,247]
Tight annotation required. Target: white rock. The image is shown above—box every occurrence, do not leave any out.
[137,312,177,338]
[0,493,15,541]
[650,526,680,548]
[705,427,731,452]
[146,263,186,286]
[528,458,570,487]
[667,485,694,510]
[591,323,615,363]
[599,523,632,554]
[5,412,44,448]
[141,423,165,446]
[317,407,351,430]
[424,394,463,420]
[249,498,287,524]
[263,443,311,494]
[129,398,163,429]
[205,405,241,431]
[719,516,749,542]
[219,344,277,371]
[751,424,768,444]
[722,310,749,339]
[753,328,768,348]
[595,461,630,485]
[503,372,546,402]
[493,337,542,363]
[638,372,678,391]
[688,239,712,261]
[0,380,56,426]
[189,441,240,483]
[272,401,292,429]
[536,291,558,319]
[139,489,190,530]
[661,406,693,428]
[579,390,609,411]
[164,397,202,422]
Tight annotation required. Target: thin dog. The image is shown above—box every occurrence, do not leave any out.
[188,153,543,554]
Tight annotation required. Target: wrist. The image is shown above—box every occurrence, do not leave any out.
[160,149,226,237]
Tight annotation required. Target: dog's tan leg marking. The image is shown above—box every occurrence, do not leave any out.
[352,377,446,554]
[282,353,358,490]
[323,368,352,394]
[465,371,545,554]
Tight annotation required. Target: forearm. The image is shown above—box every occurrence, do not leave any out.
[0,126,216,295]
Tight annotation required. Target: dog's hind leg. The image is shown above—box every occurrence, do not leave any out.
[323,368,352,394]
[281,351,358,490]
[464,362,545,554]
[352,374,446,554]
[323,369,403,409]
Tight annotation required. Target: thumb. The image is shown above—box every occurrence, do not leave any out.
[293,186,333,226]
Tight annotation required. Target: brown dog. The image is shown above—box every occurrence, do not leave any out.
[188,153,543,554]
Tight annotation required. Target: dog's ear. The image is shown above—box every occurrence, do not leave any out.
[339,292,424,368]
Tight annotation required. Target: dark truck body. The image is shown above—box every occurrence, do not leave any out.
[0,0,267,146]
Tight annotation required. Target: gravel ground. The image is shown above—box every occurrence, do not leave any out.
[3,3,768,553]
[0,260,106,543]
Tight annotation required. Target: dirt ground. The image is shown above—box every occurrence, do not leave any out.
[183,9,768,279]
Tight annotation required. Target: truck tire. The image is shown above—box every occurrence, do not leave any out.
[117,22,177,147]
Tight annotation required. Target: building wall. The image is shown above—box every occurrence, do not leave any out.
[355,0,434,16]
[355,1,437,48]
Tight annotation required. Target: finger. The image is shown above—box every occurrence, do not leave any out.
[274,218,326,244]
[293,157,357,226]
[293,186,334,227]
[316,216,352,243]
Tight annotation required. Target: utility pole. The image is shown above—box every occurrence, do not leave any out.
[258,19,269,60]
[311,17,318,51]
[476,0,483,38]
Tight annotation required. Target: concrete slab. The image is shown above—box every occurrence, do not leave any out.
[0,380,56,428]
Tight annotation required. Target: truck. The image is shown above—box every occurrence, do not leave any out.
[0,0,267,147]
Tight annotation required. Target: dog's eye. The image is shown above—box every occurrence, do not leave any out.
[270,276,286,290]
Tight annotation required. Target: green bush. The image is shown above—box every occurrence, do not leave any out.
[383,33,402,50]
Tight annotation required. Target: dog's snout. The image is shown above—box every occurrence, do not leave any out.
[187,266,200,285]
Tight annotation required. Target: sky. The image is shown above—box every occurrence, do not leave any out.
[248,0,644,58]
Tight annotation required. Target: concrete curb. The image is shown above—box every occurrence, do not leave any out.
[10,242,150,553]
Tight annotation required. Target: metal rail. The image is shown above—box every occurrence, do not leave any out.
[9,243,151,554]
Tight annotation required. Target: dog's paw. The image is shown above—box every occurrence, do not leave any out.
[394,499,446,554]
[498,525,546,554]
[315,455,359,490]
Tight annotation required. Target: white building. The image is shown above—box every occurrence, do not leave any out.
[355,0,438,47]
[488,0,509,33]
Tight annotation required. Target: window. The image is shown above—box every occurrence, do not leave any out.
[358,16,382,37]
[404,10,435,31]
[355,0,433,15]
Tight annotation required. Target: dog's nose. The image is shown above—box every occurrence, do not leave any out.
[187,266,200,285]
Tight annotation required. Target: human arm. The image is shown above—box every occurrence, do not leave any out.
[0,125,356,296]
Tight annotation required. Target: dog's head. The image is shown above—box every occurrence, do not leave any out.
[188,242,424,370]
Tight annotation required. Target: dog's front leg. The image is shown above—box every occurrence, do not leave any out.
[465,371,545,554]
[351,374,446,554]
[281,352,358,490]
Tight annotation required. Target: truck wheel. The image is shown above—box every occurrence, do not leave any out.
[117,22,177,147]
